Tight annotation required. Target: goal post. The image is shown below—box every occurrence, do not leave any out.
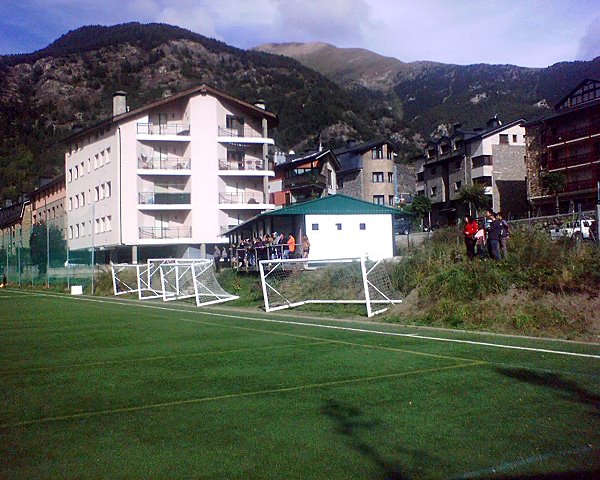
[259,257,401,318]
[111,258,238,306]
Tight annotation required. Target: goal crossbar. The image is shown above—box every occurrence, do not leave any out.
[259,256,401,318]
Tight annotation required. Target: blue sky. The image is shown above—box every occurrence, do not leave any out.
[1,0,599,67]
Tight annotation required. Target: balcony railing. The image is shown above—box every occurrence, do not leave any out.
[548,125,600,144]
[548,152,598,170]
[138,192,191,204]
[139,226,192,239]
[218,126,264,138]
[137,123,191,136]
[283,173,327,188]
[138,156,191,170]
[218,158,264,170]
[563,179,597,193]
[218,192,265,204]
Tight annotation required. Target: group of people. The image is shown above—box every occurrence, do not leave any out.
[463,209,510,260]
[222,232,311,271]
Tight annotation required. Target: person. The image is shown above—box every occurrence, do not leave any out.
[463,215,479,259]
[474,226,487,258]
[284,232,296,259]
[301,234,310,259]
[497,212,510,259]
[213,245,221,272]
[486,212,502,260]
[221,245,229,268]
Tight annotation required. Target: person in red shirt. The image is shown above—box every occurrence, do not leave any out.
[463,215,479,259]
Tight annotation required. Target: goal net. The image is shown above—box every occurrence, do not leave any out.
[259,257,401,317]
[111,258,238,306]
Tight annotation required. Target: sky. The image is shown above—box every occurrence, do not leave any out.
[1,0,599,68]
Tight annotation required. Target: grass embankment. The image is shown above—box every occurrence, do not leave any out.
[387,227,600,340]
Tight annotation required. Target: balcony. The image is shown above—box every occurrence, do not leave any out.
[283,173,327,189]
[218,192,272,209]
[563,179,597,193]
[217,126,275,145]
[138,156,191,172]
[548,125,600,145]
[471,165,493,179]
[472,155,493,168]
[548,152,598,171]
[138,192,191,209]
[139,226,192,239]
[137,123,191,141]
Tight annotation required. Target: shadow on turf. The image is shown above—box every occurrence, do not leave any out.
[320,399,433,480]
[496,367,600,416]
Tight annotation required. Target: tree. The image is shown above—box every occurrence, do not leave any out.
[411,195,432,228]
[458,183,490,216]
[29,223,67,275]
[544,172,566,214]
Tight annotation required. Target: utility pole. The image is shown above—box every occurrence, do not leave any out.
[91,201,95,294]
[45,197,49,289]
[596,181,600,245]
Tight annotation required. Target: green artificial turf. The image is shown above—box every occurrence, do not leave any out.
[0,290,599,479]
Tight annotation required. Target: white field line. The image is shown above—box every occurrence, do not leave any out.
[6,290,600,360]
[449,444,596,479]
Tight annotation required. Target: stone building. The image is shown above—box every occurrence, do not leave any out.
[415,117,526,226]
[523,79,600,215]
[335,140,398,206]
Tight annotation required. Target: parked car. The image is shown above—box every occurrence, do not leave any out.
[549,219,596,241]
[394,218,413,235]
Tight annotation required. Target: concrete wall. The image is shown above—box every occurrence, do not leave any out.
[304,213,394,260]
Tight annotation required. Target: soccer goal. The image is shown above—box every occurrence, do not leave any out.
[258,257,401,317]
[111,258,238,306]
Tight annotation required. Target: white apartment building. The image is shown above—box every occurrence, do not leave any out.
[65,85,277,263]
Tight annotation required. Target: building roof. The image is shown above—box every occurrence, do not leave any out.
[27,174,66,200]
[64,83,279,144]
[0,201,29,229]
[333,139,397,156]
[274,149,341,171]
[223,194,408,236]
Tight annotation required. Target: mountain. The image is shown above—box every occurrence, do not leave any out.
[0,23,415,203]
[254,42,600,134]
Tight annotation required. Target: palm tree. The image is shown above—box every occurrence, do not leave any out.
[544,172,566,214]
[458,184,490,216]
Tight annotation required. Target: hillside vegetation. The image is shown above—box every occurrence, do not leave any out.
[0,23,416,203]
[388,228,600,340]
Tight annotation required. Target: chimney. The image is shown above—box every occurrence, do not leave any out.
[486,115,501,129]
[254,99,266,110]
[113,91,128,117]
[162,89,172,98]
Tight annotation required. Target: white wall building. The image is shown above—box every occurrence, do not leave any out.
[65,85,278,262]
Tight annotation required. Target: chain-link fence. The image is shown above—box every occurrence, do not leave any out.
[0,219,98,292]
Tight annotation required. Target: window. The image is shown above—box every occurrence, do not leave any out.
[88,189,91,205]
[359,223,366,230]
[373,195,385,205]
[226,115,245,132]
[337,177,344,189]
[388,172,394,183]
[430,186,437,196]
[95,219,100,234]
[94,186,99,202]
[81,192,85,205]
[388,195,395,205]
[74,166,79,180]
[68,169,72,182]
[106,181,112,198]
[74,195,79,209]
[455,181,462,191]
[68,226,73,239]
[100,218,105,233]
[80,162,84,176]
[512,134,518,143]
[372,172,384,183]
[106,216,112,231]
[371,147,383,159]
[94,154,99,169]
[87,158,91,173]
[68,197,72,211]
[386,148,393,160]
[100,184,105,199]
[335,223,342,230]
[75,224,79,238]
[106,147,111,163]
[311,223,319,231]
[431,167,436,174]
[499,134,509,144]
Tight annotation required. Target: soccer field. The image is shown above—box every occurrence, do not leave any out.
[0,290,599,479]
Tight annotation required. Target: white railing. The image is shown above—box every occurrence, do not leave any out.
[218,192,265,204]
[137,123,191,136]
[218,158,264,171]
[218,126,264,138]
[138,226,192,239]
[138,156,191,170]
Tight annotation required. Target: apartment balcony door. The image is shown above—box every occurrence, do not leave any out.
[158,113,168,135]
[226,115,245,136]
